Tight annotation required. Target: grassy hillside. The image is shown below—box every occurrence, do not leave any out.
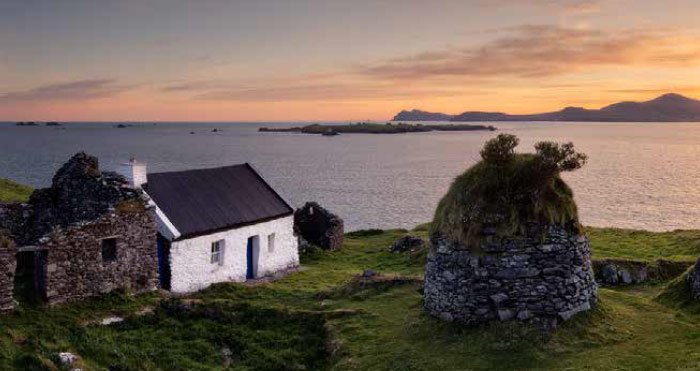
[0,178,32,203]
[1,227,700,370]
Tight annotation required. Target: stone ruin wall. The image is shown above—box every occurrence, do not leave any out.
[294,202,344,251]
[424,225,598,326]
[39,206,159,305]
[0,232,16,311]
[595,259,693,286]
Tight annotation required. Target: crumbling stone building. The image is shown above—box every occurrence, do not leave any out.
[0,152,158,306]
[294,202,343,251]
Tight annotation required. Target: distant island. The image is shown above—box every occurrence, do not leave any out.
[394,93,700,122]
[15,121,62,126]
[393,110,455,121]
[259,122,496,135]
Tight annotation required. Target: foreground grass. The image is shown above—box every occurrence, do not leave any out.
[1,228,700,370]
[0,178,32,203]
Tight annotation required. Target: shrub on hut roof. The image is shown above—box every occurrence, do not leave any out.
[431,134,587,249]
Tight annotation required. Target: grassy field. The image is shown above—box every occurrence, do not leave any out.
[586,227,700,262]
[1,228,700,370]
[0,178,32,203]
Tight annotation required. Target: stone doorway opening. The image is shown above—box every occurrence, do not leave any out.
[13,250,46,305]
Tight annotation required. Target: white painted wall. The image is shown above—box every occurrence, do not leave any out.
[168,215,298,293]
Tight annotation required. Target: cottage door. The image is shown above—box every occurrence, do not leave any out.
[246,237,254,279]
[156,234,172,290]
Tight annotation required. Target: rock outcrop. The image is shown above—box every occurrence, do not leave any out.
[293,202,343,251]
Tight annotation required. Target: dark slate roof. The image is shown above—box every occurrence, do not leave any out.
[143,163,293,239]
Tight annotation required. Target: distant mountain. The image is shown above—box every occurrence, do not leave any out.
[393,109,454,121]
[395,94,700,122]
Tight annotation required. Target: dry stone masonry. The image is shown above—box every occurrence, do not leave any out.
[0,231,16,311]
[594,259,692,286]
[40,206,158,305]
[294,202,343,251]
[425,135,597,327]
[10,152,143,246]
[0,152,158,306]
[424,224,598,326]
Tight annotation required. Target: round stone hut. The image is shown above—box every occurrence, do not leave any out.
[424,134,598,326]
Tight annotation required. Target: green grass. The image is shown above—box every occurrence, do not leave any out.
[655,266,700,314]
[586,227,700,262]
[326,284,700,371]
[1,227,700,370]
[0,178,32,203]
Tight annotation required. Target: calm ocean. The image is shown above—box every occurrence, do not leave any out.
[1,121,699,232]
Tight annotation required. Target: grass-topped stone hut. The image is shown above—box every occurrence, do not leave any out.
[424,134,598,326]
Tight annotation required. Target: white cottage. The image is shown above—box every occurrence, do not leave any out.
[120,160,299,293]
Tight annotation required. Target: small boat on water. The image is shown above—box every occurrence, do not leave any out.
[321,129,339,136]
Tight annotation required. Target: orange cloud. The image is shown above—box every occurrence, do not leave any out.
[0,79,133,102]
[360,25,700,80]
[194,83,463,102]
[481,0,607,15]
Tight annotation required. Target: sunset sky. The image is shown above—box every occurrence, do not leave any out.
[2,0,700,121]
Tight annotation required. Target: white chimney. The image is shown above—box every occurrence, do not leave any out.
[119,156,148,189]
